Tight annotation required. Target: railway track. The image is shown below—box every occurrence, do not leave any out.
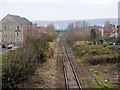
[58,34,106,90]
[63,39,107,89]
[59,37,82,90]
[84,64,105,89]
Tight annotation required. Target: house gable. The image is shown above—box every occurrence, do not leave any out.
[1,14,19,24]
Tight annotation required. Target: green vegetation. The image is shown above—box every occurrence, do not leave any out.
[65,28,120,88]
[90,76,101,88]
[96,75,112,89]
[2,33,56,88]
[72,41,120,88]
[73,42,120,65]
[89,66,112,89]
[90,74,112,89]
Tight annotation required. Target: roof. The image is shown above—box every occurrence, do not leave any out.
[8,14,31,25]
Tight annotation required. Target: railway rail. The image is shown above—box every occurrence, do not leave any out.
[59,34,107,89]
[59,36,82,90]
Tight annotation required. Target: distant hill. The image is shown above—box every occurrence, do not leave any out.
[32,18,118,29]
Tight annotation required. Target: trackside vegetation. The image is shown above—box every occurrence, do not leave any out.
[65,29,120,88]
[2,33,56,88]
[73,41,120,65]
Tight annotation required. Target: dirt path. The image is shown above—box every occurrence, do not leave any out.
[55,38,65,88]
[18,38,61,88]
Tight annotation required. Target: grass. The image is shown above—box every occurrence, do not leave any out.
[90,77,101,88]
[87,65,113,89]
[90,74,112,89]
[86,67,101,88]
[96,75,112,89]
[73,42,120,64]
[72,41,120,88]
[0,54,2,59]
[75,57,81,63]
[94,70,113,89]
[2,33,57,88]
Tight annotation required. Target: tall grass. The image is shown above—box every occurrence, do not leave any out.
[65,30,91,45]
[73,42,120,65]
[2,33,56,88]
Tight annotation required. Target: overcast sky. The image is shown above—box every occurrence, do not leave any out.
[0,0,119,21]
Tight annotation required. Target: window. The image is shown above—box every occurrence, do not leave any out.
[5,26,7,29]
[17,26,19,29]
[15,32,19,36]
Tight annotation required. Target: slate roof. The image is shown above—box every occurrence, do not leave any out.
[9,14,31,25]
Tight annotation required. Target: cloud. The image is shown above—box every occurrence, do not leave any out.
[1,0,119,4]
[87,0,119,5]
[0,0,118,20]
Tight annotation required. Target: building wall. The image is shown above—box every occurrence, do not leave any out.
[0,15,22,45]
[0,31,2,42]
[0,14,47,46]
[103,24,116,36]
[21,25,47,44]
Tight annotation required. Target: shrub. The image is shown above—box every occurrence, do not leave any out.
[65,30,91,43]
[72,42,120,65]
[2,33,56,88]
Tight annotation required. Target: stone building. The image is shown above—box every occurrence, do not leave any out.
[0,14,31,46]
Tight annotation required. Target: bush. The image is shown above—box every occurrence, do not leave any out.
[72,42,120,65]
[2,33,56,88]
[65,30,91,43]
